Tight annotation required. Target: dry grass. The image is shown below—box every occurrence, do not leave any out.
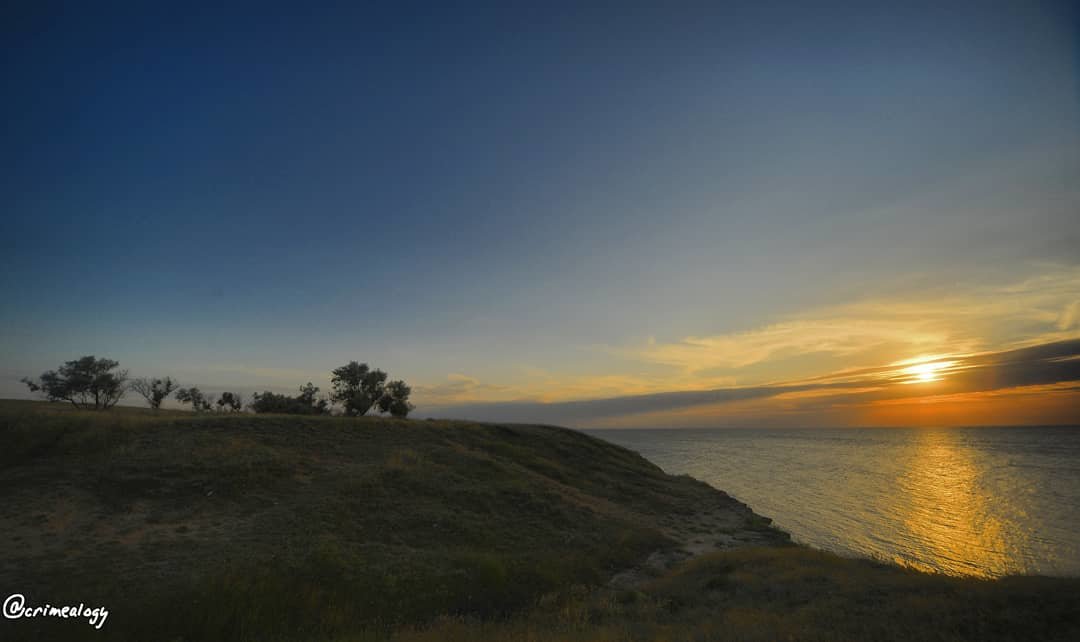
[3,400,1076,642]
[1,400,763,641]
[389,547,1080,642]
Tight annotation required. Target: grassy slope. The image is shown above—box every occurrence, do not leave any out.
[400,547,1080,642]
[2,400,1078,641]
[0,400,773,641]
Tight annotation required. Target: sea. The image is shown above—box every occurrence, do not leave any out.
[588,426,1080,578]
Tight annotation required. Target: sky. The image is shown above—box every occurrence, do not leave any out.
[2,1,1079,427]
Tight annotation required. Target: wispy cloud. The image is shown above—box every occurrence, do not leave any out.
[415,265,1080,426]
[412,373,519,404]
[609,264,1080,378]
[617,319,957,373]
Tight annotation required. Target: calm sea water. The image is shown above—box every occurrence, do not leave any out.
[589,427,1080,578]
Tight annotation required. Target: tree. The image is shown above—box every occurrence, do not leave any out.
[216,391,244,412]
[297,382,320,408]
[377,380,413,418]
[129,377,178,410]
[21,356,128,410]
[175,387,213,412]
[330,361,412,418]
[250,383,329,415]
[330,361,388,416]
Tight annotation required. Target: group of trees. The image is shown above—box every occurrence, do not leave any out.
[250,383,328,415]
[174,387,213,412]
[21,356,413,418]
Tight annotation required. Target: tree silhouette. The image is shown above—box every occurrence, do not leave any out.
[330,361,388,416]
[377,380,413,418]
[216,391,244,412]
[130,377,178,410]
[331,361,413,418]
[250,383,329,415]
[175,387,213,412]
[21,356,128,410]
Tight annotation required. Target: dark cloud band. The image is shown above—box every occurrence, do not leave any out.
[423,339,1080,425]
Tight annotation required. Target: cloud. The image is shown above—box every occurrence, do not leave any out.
[415,265,1080,426]
[870,382,1080,407]
[413,369,740,408]
[1059,300,1080,331]
[914,339,1080,394]
[423,381,862,424]
[617,318,957,372]
[412,373,518,404]
[609,264,1080,376]
[421,339,1080,427]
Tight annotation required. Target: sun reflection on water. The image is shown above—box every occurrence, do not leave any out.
[895,430,1026,577]
[600,427,1080,579]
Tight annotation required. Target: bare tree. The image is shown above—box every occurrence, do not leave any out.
[129,377,178,410]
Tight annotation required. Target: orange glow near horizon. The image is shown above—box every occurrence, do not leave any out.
[857,385,1080,427]
[413,264,1080,427]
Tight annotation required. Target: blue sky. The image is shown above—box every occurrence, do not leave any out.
[3,1,1079,426]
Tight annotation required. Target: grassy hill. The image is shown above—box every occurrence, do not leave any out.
[2,399,1078,641]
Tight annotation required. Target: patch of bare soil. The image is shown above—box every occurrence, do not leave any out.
[609,495,789,589]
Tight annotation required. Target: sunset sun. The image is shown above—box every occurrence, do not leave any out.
[904,360,955,383]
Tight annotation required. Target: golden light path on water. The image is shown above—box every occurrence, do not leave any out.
[595,426,1080,578]
[893,430,1021,576]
